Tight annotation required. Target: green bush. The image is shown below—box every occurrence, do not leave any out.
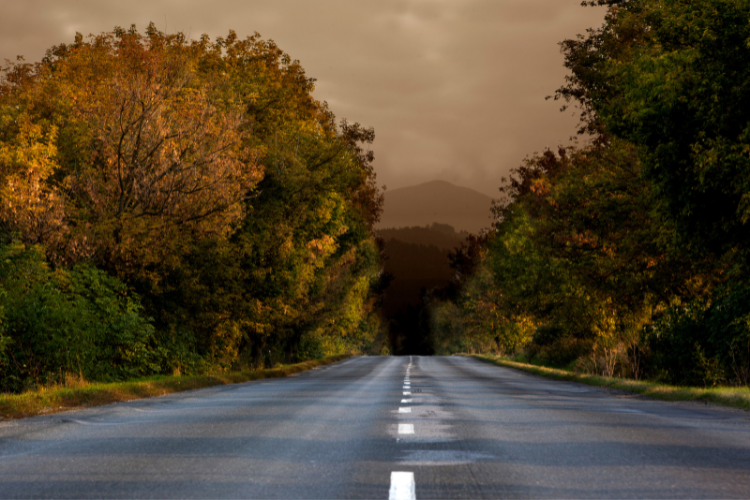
[0,242,159,392]
[645,285,750,387]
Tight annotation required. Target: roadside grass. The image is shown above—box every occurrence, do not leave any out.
[0,354,352,420]
[469,354,750,411]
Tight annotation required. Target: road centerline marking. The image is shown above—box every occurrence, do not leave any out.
[398,423,415,435]
[401,399,412,403]
[399,407,411,413]
[389,471,416,500]
[403,391,411,396]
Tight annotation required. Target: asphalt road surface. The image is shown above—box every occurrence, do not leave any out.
[1,356,750,499]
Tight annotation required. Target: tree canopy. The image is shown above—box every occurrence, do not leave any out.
[431,0,750,386]
[0,24,387,391]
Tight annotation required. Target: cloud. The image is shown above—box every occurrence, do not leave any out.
[0,0,605,196]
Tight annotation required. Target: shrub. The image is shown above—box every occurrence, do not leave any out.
[645,285,750,387]
[0,242,158,392]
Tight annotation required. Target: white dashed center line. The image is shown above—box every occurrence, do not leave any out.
[389,471,416,500]
[392,359,417,499]
[398,423,415,435]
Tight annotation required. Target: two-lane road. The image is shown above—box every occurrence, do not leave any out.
[1,356,749,498]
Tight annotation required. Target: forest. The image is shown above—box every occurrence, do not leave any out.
[0,24,387,393]
[430,0,750,388]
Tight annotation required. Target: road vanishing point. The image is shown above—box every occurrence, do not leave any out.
[1,356,750,499]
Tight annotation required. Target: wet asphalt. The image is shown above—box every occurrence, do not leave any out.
[1,356,749,499]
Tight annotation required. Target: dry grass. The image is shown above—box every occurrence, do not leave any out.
[470,354,750,411]
[0,354,352,420]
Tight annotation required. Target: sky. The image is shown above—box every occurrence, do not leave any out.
[0,0,606,198]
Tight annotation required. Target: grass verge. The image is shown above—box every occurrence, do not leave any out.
[0,354,353,420]
[470,354,750,411]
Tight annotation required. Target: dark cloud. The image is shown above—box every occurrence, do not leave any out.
[0,0,605,196]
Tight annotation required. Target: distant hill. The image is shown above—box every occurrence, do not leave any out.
[375,180,495,234]
[376,223,469,251]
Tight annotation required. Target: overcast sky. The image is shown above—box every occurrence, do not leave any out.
[0,0,605,197]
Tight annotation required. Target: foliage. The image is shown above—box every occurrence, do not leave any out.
[432,0,750,387]
[557,0,750,260]
[0,24,385,391]
[645,284,750,387]
[0,241,157,392]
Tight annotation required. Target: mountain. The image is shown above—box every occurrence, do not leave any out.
[375,180,495,234]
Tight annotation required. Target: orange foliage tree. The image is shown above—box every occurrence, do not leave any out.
[0,25,387,373]
[1,28,263,278]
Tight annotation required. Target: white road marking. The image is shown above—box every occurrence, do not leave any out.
[398,423,415,435]
[399,407,412,413]
[403,391,411,396]
[403,386,410,390]
[389,471,416,500]
[401,399,412,403]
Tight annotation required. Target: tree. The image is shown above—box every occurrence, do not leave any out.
[557,0,750,260]
[1,29,263,278]
[0,25,386,384]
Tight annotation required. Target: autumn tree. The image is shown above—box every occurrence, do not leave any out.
[0,28,264,280]
[0,25,386,387]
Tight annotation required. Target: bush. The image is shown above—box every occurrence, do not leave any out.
[645,285,750,387]
[0,242,159,392]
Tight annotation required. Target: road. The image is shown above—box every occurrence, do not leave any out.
[1,356,750,499]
